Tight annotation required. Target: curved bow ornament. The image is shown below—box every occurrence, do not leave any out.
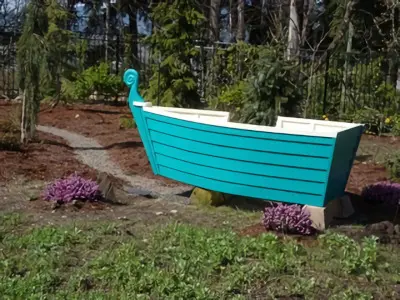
[123,69,144,103]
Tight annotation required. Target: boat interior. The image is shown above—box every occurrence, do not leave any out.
[138,103,363,137]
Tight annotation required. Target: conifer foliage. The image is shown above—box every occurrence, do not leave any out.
[16,0,72,142]
[17,0,48,142]
[143,0,205,108]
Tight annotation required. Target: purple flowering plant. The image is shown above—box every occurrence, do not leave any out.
[361,181,400,206]
[43,173,102,203]
[262,203,314,235]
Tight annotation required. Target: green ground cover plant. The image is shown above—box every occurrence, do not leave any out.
[1,213,399,299]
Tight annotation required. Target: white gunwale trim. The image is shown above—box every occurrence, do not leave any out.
[141,105,364,138]
[133,101,153,107]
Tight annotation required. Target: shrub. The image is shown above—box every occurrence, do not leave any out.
[388,114,400,136]
[61,63,123,101]
[119,116,136,129]
[218,81,246,109]
[0,133,20,151]
[343,107,386,135]
[0,105,21,151]
[262,203,314,235]
[384,151,400,179]
[239,47,302,126]
[43,173,101,203]
[361,181,400,206]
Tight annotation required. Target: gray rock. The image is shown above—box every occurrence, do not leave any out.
[96,172,116,202]
[366,221,394,235]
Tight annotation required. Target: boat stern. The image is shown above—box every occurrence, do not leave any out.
[323,124,364,205]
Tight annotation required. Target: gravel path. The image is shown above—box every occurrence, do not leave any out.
[37,125,192,197]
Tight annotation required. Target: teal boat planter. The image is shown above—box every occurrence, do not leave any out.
[124,69,364,209]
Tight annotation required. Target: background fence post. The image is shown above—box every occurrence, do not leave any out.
[114,34,120,103]
[157,54,161,106]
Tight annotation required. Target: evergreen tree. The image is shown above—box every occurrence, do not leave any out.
[42,0,74,106]
[17,0,48,142]
[143,0,205,108]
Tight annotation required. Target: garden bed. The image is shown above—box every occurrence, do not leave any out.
[38,102,179,186]
[1,100,399,230]
[0,131,97,182]
[0,101,97,183]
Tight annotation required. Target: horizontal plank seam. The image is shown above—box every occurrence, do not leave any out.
[149,129,332,159]
[152,141,329,171]
[158,165,323,197]
[154,151,327,184]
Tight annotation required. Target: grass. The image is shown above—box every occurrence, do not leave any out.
[1,212,400,299]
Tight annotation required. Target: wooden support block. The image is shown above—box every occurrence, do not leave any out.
[303,195,354,231]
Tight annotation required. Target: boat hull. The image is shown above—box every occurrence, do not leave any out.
[124,69,363,207]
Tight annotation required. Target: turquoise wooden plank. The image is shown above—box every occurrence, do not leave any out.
[144,112,336,145]
[153,142,328,183]
[149,130,331,170]
[158,166,325,206]
[147,118,334,158]
[324,126,364,204]
[156,154,326,195]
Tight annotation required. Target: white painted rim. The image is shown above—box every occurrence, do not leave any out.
[133,101,153,107]
[137,103,363,138]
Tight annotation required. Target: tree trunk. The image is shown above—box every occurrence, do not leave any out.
[236,0,245,79]
[396,9,400,93]
[237,0,245,41]
[209,0,221,43]
[261,0,268,26]
[287,0,299,59]
[20,89,27,143]
[104,0,110,62]
[128,6,138,70]
[387,5,399,89]
[317,0,359,66]
[340,21,353,115]
[229,0,233,40]
[28,88,38,140]
[300,0,314,47]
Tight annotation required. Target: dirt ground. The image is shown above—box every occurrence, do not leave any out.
[0,102,97,183]
[0,131,98,182]
[38,102,178,185]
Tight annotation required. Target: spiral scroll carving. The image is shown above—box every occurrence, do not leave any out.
[123,69,138,88]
